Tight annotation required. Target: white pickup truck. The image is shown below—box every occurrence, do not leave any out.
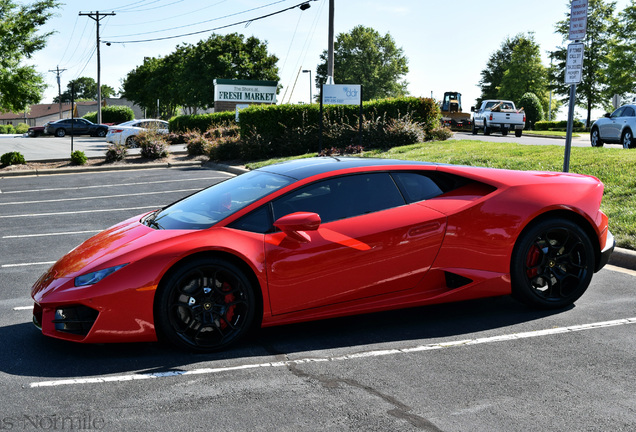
[471,100,525,137]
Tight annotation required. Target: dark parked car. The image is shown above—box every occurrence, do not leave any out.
[45,118,109,137]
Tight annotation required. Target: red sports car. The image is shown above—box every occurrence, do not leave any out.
[31,157,615,351]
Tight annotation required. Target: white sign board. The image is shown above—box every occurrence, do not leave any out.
[565,42,584,84]
[322,85,362,105]
[569,0,588,40]
[215,84,277,103]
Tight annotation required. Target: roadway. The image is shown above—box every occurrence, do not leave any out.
[1,167,635,431]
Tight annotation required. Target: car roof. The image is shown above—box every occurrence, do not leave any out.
[256,157,437,180]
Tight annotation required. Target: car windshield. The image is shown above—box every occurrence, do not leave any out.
[144,170,294,230]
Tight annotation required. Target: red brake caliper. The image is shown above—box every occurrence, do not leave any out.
[526,245,541,278]
[221,282,236,329]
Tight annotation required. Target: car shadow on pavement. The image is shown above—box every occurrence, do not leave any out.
[1,295,569,379]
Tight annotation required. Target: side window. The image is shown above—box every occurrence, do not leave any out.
[272,173,405,224]
[391,172,444,203]
[623,107,635,117]
[228,205,272,234]
[611,107,625,118]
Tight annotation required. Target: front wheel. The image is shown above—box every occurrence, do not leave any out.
[590,128,603,147]
[126,136,138,148]
[622,129,633,149]
[154,258,256,352]
[471,123,478,135]
[511,218,594,309]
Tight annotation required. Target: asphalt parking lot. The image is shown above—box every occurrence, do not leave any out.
[1,165,635,430]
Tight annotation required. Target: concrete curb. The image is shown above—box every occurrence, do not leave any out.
[608,247,636,271]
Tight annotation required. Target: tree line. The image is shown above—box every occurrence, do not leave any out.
[479,0,636,127]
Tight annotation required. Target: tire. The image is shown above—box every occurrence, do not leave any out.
[511,218,594,309]
[472,123,478,135]
[501,129,508,136]
[55,128,66,137]
[96,128,107,138]
[483,122,490,136]
[154,258,256,352]
[621,129,633,149]
[590,128,603,147]
[515,129,523,138]
[125,136,138,148]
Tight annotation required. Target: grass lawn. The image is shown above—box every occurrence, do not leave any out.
[246,139,636,250]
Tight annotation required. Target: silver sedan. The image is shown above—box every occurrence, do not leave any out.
[590,104,636,149]
[106,119,169,147]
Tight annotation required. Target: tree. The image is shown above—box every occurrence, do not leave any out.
[549,0,617,126]
[121,33,280,116]
[315,25,409,101]
[0,0,58,112]
[605,0,636,99]
[498,35,548,108]
[477,33,548,112]
[54,77,116,102]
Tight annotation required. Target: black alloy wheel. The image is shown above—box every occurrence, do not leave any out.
[511,218,594,309]
[155,258,256,352]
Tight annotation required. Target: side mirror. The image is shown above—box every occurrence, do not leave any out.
[470,106,475,112]
[274,212,321,242]
[604,113,611,118]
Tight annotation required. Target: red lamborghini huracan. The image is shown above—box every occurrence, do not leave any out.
[31,157,614,351]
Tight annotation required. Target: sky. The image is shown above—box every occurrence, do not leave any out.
[25,0,632,119]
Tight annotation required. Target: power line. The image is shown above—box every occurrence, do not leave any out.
[103,1,315,45]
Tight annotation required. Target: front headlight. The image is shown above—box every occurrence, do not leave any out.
[74,264,128,287]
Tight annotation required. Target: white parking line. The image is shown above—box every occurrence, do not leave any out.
[0,176,228,195]
[13,306,33,310]
[29,317,636,388]
[0,188,199,206]
[1,261,55,269]
[3,230,101,239]
[0,205,160,219]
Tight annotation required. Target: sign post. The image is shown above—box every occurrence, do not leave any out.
[563,0,588,173]
[319,84,363,153]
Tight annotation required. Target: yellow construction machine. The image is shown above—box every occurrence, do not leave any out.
[440,91,473,131]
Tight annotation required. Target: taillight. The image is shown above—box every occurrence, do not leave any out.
[110,129,124,133]
[489,114,493,121]
[523,115,526,122]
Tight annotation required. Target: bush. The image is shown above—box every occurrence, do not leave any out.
[1,151,26,166]
[169,112,236,133]
[15,123,29,134]
[138,130,169,159]
[70,150,87,165]
[83,106,135,124]
[105,144,127,162]
[535,119,586,131]
[518,92,544,129]
[426,126,453,141]
[0,124,16,134]
[185,130,212,156]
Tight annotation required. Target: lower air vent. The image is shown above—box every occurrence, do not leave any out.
[53,305,99,336]
[445,272,473,289]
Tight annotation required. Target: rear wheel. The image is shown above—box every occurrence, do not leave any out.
[515,129,523,137]
[483,122,491,136]
[590,128,603,147]
[55,128,66,137]
[511,218,594,309]
[501,129,508,136]
[155,258,256,352]
[621,129,633,149]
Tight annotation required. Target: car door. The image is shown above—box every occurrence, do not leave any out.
[604,106,625,141]
[72,119,91,134]
[264,172,447,315]
[620,106,636,139]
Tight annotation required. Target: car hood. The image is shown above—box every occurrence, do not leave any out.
[46,214,183,279]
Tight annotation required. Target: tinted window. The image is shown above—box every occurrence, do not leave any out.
[391,172,444,203]
[623,107,635,117]
[611,107,626,118]
[228,205,272,234]
[145,171,293,230]
[272,173,405,224]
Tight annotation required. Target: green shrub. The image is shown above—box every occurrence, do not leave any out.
[105,144,127,162]
[169,112,236,133]
[15,123,29,134]
[83,106,135,124]
[70,150,87,165]
[138,130,169,159]
[535,119,586,131]
[426,126,454,141]
[1,151,26,166]
[210,135,243,161]
[518,92,544,129]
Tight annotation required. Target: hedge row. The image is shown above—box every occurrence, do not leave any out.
[535,119,586,131]
[83,106,135,124]
[168,111,236,132]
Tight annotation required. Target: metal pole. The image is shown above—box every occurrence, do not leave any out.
[327,0,334,82]
[563,84,577,173]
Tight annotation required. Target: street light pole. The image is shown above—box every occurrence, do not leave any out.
[302,69,312,103]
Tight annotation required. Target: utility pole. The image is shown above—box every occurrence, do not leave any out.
[48,66,66,119]
[327,0,334,84]
[79,11,115,124]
